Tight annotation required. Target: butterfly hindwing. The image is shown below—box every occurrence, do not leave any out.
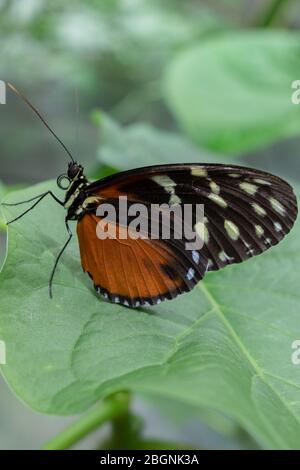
[77,212,206,307]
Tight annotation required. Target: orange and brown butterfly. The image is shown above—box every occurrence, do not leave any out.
[1,83,298,308]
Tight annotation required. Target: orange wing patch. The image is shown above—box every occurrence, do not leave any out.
[77,213,204,307]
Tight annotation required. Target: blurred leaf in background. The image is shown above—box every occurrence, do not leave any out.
[0,0,234,187]
[1,0,228,122]
[93,111,227,172]
[2,1,299,185]
[164,30,300,154]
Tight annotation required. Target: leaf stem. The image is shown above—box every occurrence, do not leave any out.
[42,392,130,450]
[258,0,293,27]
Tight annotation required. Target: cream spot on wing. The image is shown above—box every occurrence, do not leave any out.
[252,202,266,217]
[82,196,102,209]
[191,166,208,177]
[224,220,240,240]
[208,193,227,208]
[186,267,195,280]
[218,251,234,263]
[254,178,271,185]
[151,175,180,206]
[229,173,240,178]
[151,175,176,189]
[265,238,272,246]
[169,194,181,205]
[274,221,283,232]
[195,220,209,244]
[255,224,264,238]
[269,197,285,216]
[209,180,220,195]
[239,182,258,196]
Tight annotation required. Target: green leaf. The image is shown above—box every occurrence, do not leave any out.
[0,180,300,449]
[94,111,225,170]
[164,30,300,154]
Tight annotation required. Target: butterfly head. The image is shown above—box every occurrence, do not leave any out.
[67,162,84,180]
[57,162,85,191]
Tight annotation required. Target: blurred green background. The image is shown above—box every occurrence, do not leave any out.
[0,0,300,450]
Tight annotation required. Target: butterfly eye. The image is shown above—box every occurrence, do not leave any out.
[57,174,71,190]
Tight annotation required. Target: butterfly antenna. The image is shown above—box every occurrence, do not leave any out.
[6,82,75,164]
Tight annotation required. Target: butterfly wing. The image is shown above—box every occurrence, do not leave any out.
[77,163,297,306]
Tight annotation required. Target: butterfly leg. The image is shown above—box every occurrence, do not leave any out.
[49,218,73,299]
[2,191,64,225]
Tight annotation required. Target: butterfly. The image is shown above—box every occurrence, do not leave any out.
[2,83,298,308]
